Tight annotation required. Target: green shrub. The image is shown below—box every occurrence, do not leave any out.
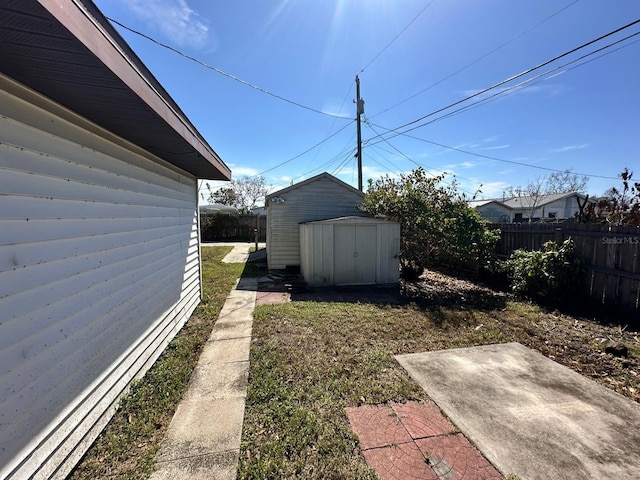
[503,239,584,305]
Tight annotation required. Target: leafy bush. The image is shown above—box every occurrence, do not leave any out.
[361,168,500,278]
[503,239,584,305]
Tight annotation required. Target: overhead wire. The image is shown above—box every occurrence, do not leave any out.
[358,0,436,74]
[364,120,480,196]
[373,18,640,136]
[253,121,354,177]
[370,0,581,119]
[369,123,621,181]
[105,16,351,120]
[368,27,640,148]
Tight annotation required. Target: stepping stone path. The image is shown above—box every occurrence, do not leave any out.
[345,401,502,480]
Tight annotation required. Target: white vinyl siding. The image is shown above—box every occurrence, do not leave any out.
[0,83,201,479]
[266,176,364,269]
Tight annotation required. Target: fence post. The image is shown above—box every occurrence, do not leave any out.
[554,227,564,244]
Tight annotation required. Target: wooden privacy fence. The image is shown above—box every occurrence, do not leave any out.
[491,223,640,315]
[200,213,266,242]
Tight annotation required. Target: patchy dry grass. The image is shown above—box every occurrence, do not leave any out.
[69,246,258,479]
[238,270,640,479]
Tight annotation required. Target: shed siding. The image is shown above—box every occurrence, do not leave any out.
[0,85,200,479]
[267,177,363,269]
[299,217,400,287]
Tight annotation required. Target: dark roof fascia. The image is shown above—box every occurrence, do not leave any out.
[1,0,230,180]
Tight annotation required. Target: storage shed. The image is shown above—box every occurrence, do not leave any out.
[266,173,365,270]
[0,2,230,479]
[300,216,400,286]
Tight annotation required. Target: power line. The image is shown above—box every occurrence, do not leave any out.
[369,123,621,181]
[358,0,436,74]
[364,121,480,196]
[376,18,640,135]
[366,28,640,147]
[370,0,581,119]
[253,121,354,177]
[105,16,351,120]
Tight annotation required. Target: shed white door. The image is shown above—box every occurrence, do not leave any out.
[334,224,377,285]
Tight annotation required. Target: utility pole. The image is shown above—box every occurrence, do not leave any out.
[355,75,364,191]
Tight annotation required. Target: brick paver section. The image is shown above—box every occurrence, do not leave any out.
[346,401,502,480]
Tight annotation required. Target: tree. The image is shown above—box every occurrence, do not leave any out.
[361,168,500,278]
[582,168,640,226]
[507,169,589,222]
[545,169,588,194]
[207,176,268,213]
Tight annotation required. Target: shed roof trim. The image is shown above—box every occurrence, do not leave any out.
[266,172,364,201]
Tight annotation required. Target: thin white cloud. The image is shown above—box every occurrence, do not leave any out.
[551,144,590,153]
[124,0,211,50]
[480,144,510,151]
[232,166,260,177]
[320,97,353,118]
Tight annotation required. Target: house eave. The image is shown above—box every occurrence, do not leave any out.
[0,0,230,180]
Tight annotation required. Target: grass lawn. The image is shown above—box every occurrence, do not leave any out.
[69,250,639,479]
[238,279,640,479]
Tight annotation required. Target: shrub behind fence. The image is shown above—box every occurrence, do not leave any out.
[200,214,266,242]
[491,223,640,315]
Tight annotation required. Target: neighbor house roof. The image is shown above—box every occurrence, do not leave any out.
[502,192,587,209]
[0,0,230,180]
[468,199,512,209]
[266,172,364,202]
[199,204,239,214]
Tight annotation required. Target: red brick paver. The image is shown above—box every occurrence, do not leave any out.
[346,401,502,480]
[416,434,502,480]
[362,443,438,480]
[391,401,455,439]
[345,405,412,450]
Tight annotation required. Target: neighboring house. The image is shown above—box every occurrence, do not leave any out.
[251,206,268,216]
[265,173,365,270]
[502,192,591,222]
[469,200,513,223]
[0,2,230,479]
[200,203,240,215]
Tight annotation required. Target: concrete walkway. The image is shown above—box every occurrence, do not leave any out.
[150,244,258,480]
[201,241,266,264]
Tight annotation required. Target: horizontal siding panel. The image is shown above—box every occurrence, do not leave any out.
[1,215,193,246]
[267,175,364,269]
[1,253,198,397]
[0,140,193,202]
[0,223,192,272]
[0,168,194,210]
[0,83,203,480]
[1,194,194,221]
[0,229,191,297]
[0,108,193,196]
[9,282,201,479]
[1,238,190,329]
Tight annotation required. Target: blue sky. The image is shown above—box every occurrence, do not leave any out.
[93,0,640,203]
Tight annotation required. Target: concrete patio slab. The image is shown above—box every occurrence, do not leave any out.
[396,342,640,480]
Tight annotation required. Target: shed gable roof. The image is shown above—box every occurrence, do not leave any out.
[266,172,364,202]
[0,0,230,180]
